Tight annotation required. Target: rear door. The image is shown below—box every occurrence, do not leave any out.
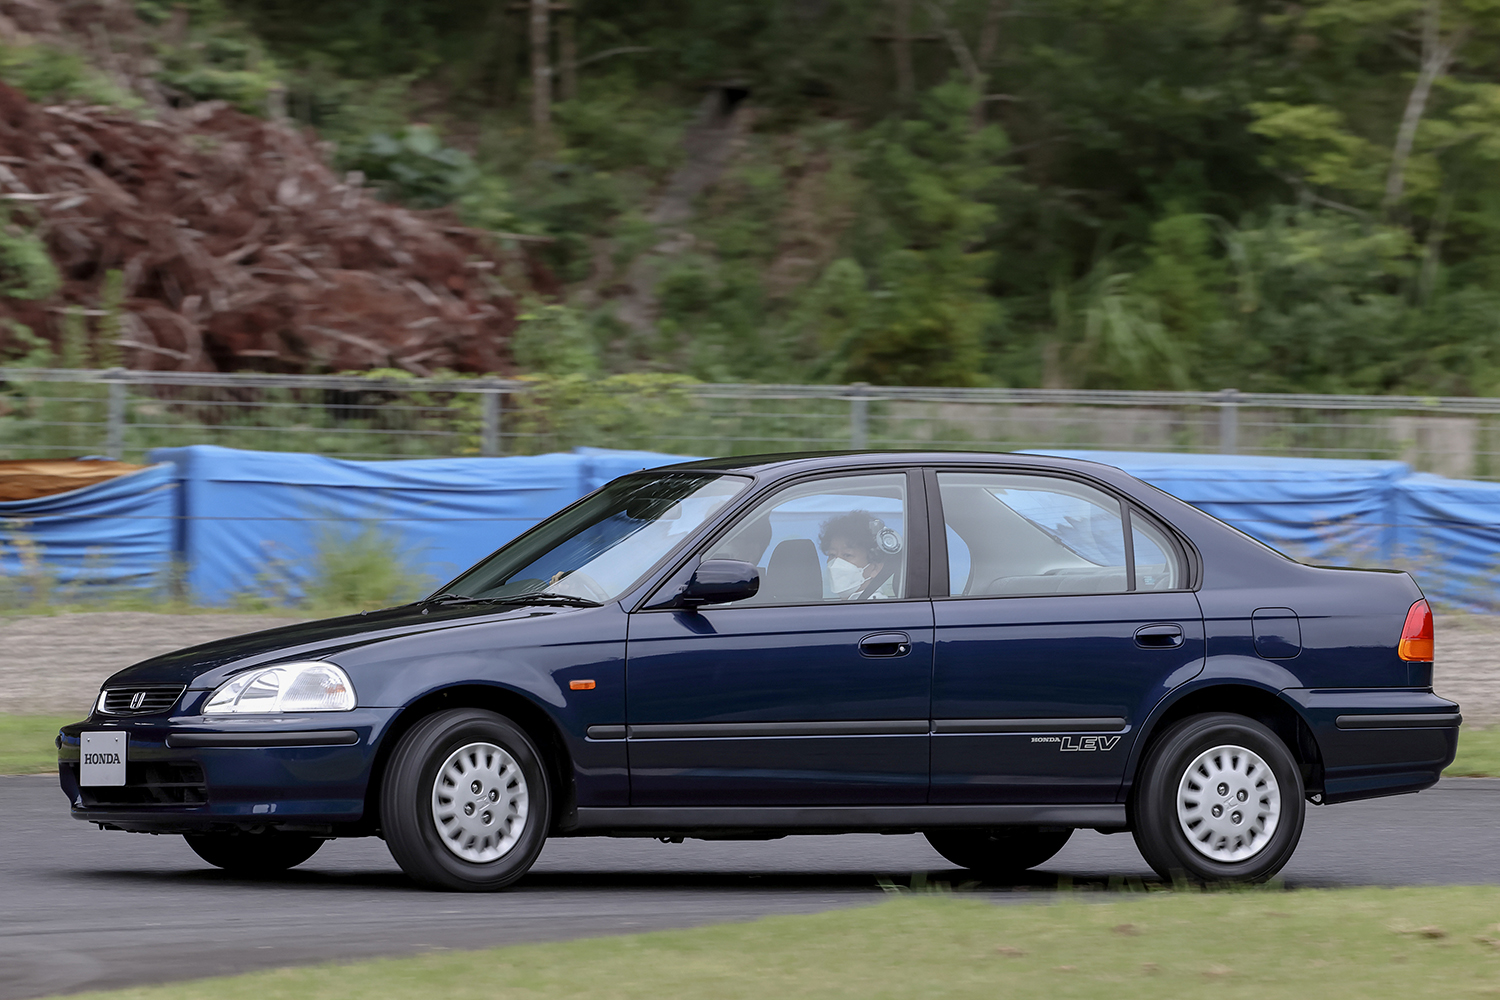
[624,470,933,806]
[927,469,1204,804]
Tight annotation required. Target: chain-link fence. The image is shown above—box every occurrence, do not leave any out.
[5,368,1500,477]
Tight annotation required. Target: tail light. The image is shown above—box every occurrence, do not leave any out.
[1398,599,1434,661]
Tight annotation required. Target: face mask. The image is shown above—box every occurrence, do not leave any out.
[827,557,865,594]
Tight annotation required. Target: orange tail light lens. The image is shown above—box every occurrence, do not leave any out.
[1398,599,1434,662]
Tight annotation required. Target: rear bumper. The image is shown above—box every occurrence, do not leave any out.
[58,709,398,834]
[1282,687,1460,804]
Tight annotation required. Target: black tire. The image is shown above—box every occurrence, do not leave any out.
[1131,712,1305,884]
[925,827,1074,877]
[184,832,323,874]
[379,708,551,892]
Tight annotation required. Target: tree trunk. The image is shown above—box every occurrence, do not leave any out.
[972,0,1006,128]
[1384,0,1464,212]
[529,0,552,143]
[893,0,914,108]
[559,10,578,102]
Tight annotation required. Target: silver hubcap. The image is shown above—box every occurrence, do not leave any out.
[1176,744,1281,863]
[431,742,529,863]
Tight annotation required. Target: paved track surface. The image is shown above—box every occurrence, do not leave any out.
[5,776,1500,999]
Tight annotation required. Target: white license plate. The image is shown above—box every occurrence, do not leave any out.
[80,732,127,786]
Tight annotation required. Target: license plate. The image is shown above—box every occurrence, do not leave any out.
[80,732,126,786]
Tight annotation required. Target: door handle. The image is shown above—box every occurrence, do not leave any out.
[1135,623,1184,648]
[859,632,912,657]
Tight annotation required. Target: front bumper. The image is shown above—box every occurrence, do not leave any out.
[1283,687,1461,804]
[58,708,399,834]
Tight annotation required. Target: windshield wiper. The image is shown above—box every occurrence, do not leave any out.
[420,593,509,606]
[419,591,602,609]
[489,592,603,608]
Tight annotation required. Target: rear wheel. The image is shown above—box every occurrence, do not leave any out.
[1131,712,1305,883]
[925,827,1074,877]
[380,708,551,891]
[184,832,323,874]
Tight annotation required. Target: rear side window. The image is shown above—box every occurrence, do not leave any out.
[937,472,1180,597]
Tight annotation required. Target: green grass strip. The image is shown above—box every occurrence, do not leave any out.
[1446,726,1500,777]
[0,714,73,774]
[43,887,1500,1000]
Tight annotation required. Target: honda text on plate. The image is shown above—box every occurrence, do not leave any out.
[59,452,1460,889]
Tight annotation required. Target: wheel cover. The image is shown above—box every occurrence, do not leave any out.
[1175,743,1281,863]
[430,742,529,863]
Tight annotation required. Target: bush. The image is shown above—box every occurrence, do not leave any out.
[341,124,479,209]
[300,522,433,615]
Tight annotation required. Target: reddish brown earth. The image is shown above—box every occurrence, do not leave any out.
[0,79,544,375]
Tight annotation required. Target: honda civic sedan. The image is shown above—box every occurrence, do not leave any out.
[58,451,1460,889]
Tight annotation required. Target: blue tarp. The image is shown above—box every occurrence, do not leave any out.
[1393,473,1500,610]
[7,444,1497,612]
[1029,451,1410,565]
[147,445,633,603]
[1032,451,1500,611]
[0,463,177,592]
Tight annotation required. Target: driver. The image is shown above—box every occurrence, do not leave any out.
[818,510,896,600]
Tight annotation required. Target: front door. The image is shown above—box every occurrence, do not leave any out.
[625,470,934,806]
[927,470,1205,804]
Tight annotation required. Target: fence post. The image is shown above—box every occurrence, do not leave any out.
[104,369,127,460]
[1217,387,1240,455]
[849,382,870,450]
[480,386,502,457]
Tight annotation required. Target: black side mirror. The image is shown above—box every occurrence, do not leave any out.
[678,559,759,607]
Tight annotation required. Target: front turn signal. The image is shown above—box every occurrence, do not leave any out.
[1398,599,1434,661]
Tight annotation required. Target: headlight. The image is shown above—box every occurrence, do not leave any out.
[203,662,356,714]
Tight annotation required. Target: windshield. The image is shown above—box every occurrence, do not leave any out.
[438,472,750,604]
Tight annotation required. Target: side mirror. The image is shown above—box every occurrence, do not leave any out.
[678,559,759,607]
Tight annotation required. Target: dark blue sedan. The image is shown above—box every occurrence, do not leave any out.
[59,452,1460,889]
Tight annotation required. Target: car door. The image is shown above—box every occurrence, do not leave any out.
[624,470,934,806]
[927,469,1205,805]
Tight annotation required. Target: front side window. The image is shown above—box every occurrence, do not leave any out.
[939,472,1179,597]
[703,473,909,605]
[442,473,749,604]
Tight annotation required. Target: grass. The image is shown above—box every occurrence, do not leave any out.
[1447,727,1500,777]
[0,714,72,774]
[40,887,1500,1000]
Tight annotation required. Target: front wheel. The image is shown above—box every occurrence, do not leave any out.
[380,708,551,891]
[184,832,323,874]
[1131,712,1305,884]
[925,827,1074,877]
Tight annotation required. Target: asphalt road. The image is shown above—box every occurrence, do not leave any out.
[5,776,1500,999]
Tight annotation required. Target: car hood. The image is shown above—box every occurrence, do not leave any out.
[101,602,588,690]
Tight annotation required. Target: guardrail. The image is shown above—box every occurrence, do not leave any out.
[2,368,1498,477]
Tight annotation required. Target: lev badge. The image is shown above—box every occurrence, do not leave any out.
[1060,735,1120,752]
[1031,735,1121,752]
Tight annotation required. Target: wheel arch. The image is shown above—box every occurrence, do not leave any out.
[1125,683,1324,806]
[363,684,577,837]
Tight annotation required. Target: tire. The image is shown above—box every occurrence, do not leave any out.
[925,827,1074,877]
[184,832,323,874]
[1131,712,1305,884]
[379,708,551,891]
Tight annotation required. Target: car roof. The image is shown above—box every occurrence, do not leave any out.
[648,450,1130,479]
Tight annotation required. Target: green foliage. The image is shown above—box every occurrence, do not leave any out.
[838,80,1005,385]
[0,42,138,107]
[300,522,432,614]
[0,225,61,302]
[341,124,478,209]
[508,373,700,454]
[152,1,283,113]
[511,303,601,376]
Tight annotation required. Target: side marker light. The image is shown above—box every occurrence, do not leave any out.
[569,679,596,691]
